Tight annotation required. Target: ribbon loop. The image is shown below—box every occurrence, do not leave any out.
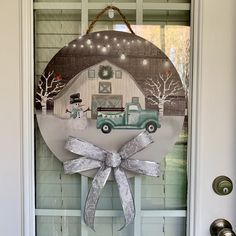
[64,157,102,174]
[118,131,153,159]
[63,132,159,231]
[121,159,160,177]
[65,136,107,161]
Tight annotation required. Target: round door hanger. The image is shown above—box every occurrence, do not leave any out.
[35,30,186,178]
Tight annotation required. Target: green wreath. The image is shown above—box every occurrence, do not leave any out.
[98,65,114,80]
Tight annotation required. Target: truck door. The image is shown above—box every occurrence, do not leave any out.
[127,104,140,126]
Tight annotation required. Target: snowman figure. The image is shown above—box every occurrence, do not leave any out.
[66,93,89,130]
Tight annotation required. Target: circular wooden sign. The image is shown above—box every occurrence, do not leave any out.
[36,30,186,178]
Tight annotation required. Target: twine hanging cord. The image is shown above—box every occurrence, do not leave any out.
[86,6,135,35]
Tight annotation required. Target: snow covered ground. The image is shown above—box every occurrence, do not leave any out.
[36,111,184,178]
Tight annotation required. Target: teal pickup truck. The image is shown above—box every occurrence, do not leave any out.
[96,100,161,134]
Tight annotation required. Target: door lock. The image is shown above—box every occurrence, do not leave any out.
[212,176,233,195]
[210,219,236,236]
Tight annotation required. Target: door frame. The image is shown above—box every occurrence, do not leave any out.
[187,0,203,235]
[20,0,203,235]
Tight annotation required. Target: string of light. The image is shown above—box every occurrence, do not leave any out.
[65,34,149,66]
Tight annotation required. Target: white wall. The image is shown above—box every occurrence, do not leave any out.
[0,0,22,235]
[194,0,236,235]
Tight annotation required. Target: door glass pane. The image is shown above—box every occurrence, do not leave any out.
[34,2,190,236]
[36,216,186,236]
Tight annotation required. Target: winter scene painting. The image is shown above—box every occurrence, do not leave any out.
[35,30,186,177]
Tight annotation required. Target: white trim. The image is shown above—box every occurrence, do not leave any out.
[21,0,35,236]
[33,2,190,11]
[187,0,203,236]
[35,209,187,217]
[33,2,81,10]
[134,176,142,236]
[142,210,187,217]
[88,3,136,10]
[136,0,143,25]
[81,176,88,236]
[81,0,88,35]
[19,1,24,235]
[143,3,190,11]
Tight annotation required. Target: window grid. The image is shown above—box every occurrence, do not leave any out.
[34,1,189,235]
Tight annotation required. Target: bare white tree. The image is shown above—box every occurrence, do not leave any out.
[36,71,64,114]
[145,72,183,118]
[178,39,190,97]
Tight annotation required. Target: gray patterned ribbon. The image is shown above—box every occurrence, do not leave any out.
[63,131,160,231]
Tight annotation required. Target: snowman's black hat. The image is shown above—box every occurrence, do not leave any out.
[70,93,82,104]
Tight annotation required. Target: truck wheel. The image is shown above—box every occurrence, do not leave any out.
[146,122,157,133]
[101,124,112,134]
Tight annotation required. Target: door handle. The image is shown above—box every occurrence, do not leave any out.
[210,219,236,236]
[218,228,236,236]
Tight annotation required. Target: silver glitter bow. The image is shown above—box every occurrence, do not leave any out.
[63,131,160,231]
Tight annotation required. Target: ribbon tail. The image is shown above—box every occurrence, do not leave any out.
[114,167,135,230]
[84,165,112,231]
[63,157,102,174]
[121,159,160,177]
[119,131,153,159]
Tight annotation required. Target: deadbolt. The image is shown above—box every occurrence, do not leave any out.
[212,176,233,195]
[210,219,236,236]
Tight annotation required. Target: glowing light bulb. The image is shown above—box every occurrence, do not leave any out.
[78,35,82,40]
[97,45,101,48]
[80,45,84,48]
[164,61,170,68]
[107,44,110,48]
[142,59,148,65]
[120,53,126,60]
[117,43,120,47]
[72,44,76,48]
[96,33,100,37]
[102,46,107,52]
[123,39,126,43]
[65,44,69,47]
[108,8,114,18]
[90,45,93,49]
[127,42,130,45]
[113,37,117,41]
[104,35,109,40]
[86,39,92,45]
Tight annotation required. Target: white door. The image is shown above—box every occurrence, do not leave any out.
[0,0,236,236]
[190,0,236,235]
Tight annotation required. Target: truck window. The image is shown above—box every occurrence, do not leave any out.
[129,105,139,111]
